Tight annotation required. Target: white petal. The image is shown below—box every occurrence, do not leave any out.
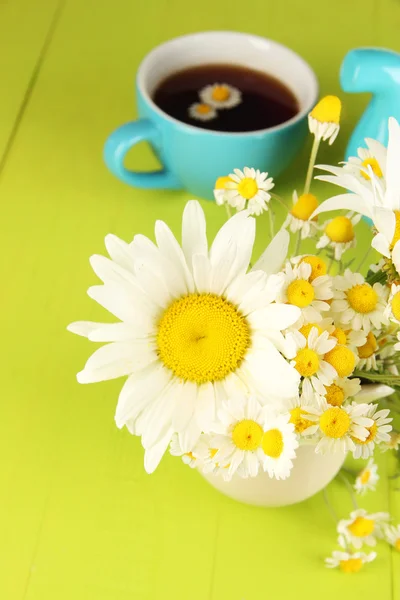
[105,234,135,272]
[178,415,202,453]
[155,220,194,293]
[372,207,395,240]
[88,284,155,324]
[90,254,137,286]
[172,380,197,432]
[88,322,147,342]
[311,194,372,219]
[209,241,239,295]
[392,241,400,274]
[182,200,208,268]
[77,341,157,383]
[243,343,300,400]
[210,211,255,279]
[141,381,181,448]
[192,253,212,292]
[134,262,173,308]
[144,426,174,473]
[385,118,400,209]
[252,229,289,275]
[250,304,301,331]
[67,321,104,338]
[115,364,172,426]
[195,382,216,432]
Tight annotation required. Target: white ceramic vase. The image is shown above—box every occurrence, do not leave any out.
[201,444,346,507]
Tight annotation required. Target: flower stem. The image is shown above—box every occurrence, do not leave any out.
[270,192,289,212]
[304,136,321,195]
[355,246,372,273]
[269,208,275,240]
[225,204,232,220]
[340,473,358,510]
[323,487,339,523]
[294,231,301,256]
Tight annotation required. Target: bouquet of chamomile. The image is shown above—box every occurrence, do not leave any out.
[69,96,400,499]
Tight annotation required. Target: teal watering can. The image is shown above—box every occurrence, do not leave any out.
[341,47,400,158]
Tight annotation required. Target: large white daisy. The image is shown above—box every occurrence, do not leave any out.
[331,269,388,333]
[68,202,300,473]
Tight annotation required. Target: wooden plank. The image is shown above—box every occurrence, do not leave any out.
[0,0,399,598]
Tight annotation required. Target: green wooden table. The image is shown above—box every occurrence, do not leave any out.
[1,0,400,598]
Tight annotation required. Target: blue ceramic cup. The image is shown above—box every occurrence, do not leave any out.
[104,32,318,199]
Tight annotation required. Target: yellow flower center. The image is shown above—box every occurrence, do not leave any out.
[358,331,378,359]
[310,95,341,124]
[325,216,355,243]
[289,407,314,434]
[237,177,259,200]
[262,429,284,458]
[348,516,375,537]
[360,469,371,485]
[197,103,212,115]
[332,327,348,345]
[391,291,400,321]
[294,348,320,377]
[287,279,315,308]
[360,157,383,180]
[157,293,250,384]
[325,383,345,407]
[232,419,263,451]
[391,210,400,250]
[346,283,378,314]
[290,193,318,221]
[185,451,195,460]
[212,85,230,101]
[339,558,363,573]
[299,255,327,282]
[299,322,323,338]
[324,345,355,377]
[215,175,232,189]
[209,448,218,458]
[395,538,400,551]
[319,407,350,438]
[353,422,377,445]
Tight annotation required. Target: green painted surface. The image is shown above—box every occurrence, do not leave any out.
[0,0,399,598]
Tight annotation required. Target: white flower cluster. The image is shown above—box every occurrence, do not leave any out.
[68,104,399,487]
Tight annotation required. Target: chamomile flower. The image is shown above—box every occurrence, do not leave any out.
[216,167,274,215]
[284,379,321,436]
[329,325,367,350]
[291,254,328,282]
[191,434,227,476]
[188,102,217,121]
[323,377,361,407]
[210,395,268,481]
[283,190,319,239]
[354,458,379,495]
[169,434,198,468]
[316,213,361,260]
[312,118,400,275]
[383,524,400,551]
[356,331,379,371]
[337,509,390,549]
[381,431,400,452]
[287,327,337,395]
[199,83,242,109]
[308,95,341,144]
[385,283,400,324]
[344,141,386,186]
[277,261,333,323]
[68,201,301,473]
[260,412,299,480]
[325,550,377,573]
[331,269,388,333]
[352,403,392,459]
[305,400,373,453]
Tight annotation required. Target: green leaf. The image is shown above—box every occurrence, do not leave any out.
[353,369,400,387]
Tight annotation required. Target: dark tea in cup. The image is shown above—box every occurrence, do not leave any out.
[153,64,299,132]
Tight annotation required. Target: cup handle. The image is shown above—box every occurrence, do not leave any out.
[103,119,181,189]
